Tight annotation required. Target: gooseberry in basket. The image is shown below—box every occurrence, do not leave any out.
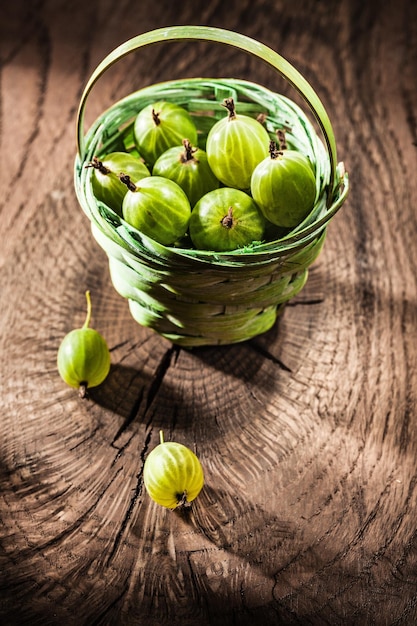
[57,291,111,399]
[189,187,265,252]
[152,139,220,207]
[251,140,317,228]
[143,430,204,510]
[86,152,150,216]
[206,97,270,190]
[121,174,191,245]
[133,101,198,167]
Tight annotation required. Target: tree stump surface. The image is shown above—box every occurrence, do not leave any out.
[1,1,417,624]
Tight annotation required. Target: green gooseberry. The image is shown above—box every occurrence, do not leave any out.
[189,187,265,252]
[251,141,317,228]
[87,152,150,216]
[57,291,111,398]
[152,139,220,208]
[206,97,270,190]
[143,430,204,510]
[121,175,191,246]
[133,101,198,167]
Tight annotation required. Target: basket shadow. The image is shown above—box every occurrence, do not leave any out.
[88,363,149,420]
[88,317,291,443]
[192,314,287,372]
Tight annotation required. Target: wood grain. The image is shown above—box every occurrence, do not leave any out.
[1,0,417,624]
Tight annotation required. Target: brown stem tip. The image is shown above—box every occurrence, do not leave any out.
[79,382,89,399]
[152,108,161,126]
[221,206,235,229]
[86,156,110,174]
[222,97,236,120]
[180,139,198,163]
[269,140,283,160]
[119,173,137,192]
[176,491,192,509]
[256,112,268,125]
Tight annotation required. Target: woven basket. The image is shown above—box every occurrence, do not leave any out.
[74,26,349,347]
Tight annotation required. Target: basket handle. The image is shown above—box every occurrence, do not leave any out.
[77,26,339,205]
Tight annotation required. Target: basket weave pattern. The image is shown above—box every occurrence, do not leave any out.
[75,32,348,347]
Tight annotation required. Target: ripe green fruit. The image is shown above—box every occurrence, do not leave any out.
[206,97,270,190]
[87,152,150,216]
[251,141,317,227]
[143,431,204,509]
[121,175,191,245]
[152,139,220,207]
[133,101,198,167]
[189,187,265,252]
[57,291,111,398]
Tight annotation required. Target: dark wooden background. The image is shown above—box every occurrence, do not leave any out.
[1,1,417,624]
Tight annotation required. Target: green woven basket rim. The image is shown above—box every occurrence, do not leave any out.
[75,77,348,268]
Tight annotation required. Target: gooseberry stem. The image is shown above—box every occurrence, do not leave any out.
[176,491,191,509]
[269,140,283,160]
[221,206,234,229]
[152,109,161,126]
[180,139,198,163]
[119,173,137,192]
[86,156,110,174]
[83,290,92,329]
[79,383,88,399]
[223,97,237,120]
[159,430,165,445]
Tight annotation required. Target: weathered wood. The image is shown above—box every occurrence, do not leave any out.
[1,0,417,624]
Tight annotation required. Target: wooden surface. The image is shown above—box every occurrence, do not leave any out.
[1,1,417,624]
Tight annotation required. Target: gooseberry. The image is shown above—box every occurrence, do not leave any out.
[206,97,270,190]
[57,291,111,398]
[143,430,204,509]
[121,175,191,245]
[189,187,265,252]
[133,101,198,167]
[152,139,220,207]
[251,140,317,228]
[87,152,150,216]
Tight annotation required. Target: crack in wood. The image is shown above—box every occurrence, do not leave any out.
[287,298,325,306]
[110,345,180,448]
[106,429,153,566]
[111,387,145,447]
[249,342,292,373]
[144,345,180,416]
[109,339,131,353]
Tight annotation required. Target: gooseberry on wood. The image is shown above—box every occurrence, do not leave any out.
[57,291,111,398]
[143,430,204,509]
[206,97,270,190]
